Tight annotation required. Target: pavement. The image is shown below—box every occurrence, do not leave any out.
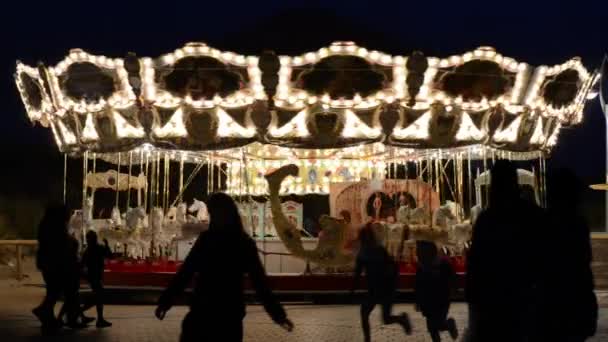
[0,278,608,342]
[1,260,608,341]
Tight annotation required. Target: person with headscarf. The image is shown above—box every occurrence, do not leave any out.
[155,193,293,342]
[536,169,597,341]
[33,204,84,333]
[465,160,545,341]
[352,225,412,342]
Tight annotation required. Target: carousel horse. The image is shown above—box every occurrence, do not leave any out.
[125,207,147,232]
[408,206,430,225]
[188,198,209,223]
[265,164,353,267]
[449,222,472,253]
[432,201,458,229]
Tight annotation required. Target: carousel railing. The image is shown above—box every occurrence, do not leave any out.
[0,240,37,280]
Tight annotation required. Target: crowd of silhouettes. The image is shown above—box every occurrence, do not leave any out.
[31,159,598,341]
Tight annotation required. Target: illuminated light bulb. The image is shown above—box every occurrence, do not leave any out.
[439,59,449,68]
[357,48,368,57]
[305,52,316,63]
[369,51,380,61]
[381,55,392,64]
[293,57,303,65]
[393,56,405,65]
[318,48,329,57]
[450,56,462,64]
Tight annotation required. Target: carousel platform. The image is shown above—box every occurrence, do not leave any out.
[100,258,467,293]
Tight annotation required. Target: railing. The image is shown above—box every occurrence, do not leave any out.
[0,240,38,280]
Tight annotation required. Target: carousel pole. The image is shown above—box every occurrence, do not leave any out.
[116,153,121,210]
[541,153,547,208]
[91,153,97,204]
[144,152,150,211]
[137,150,143,207]
[82,152,89,243]
[163,153,169,212]
[156,152,161,208]
[179,154,184,201]
[127,151,133,209]
[467,149,473,216]
[63,154,68,204]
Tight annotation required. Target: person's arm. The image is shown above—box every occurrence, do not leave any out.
[246,238,288,325]
[102,239,113,259]
[156,235,203,317]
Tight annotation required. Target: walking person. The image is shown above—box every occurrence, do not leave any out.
[155,193,294,342]
[33,204,84,333]
[536,169,597,341]
[80,230,113,328]
[351,225,412,342]
[465,160,545,341]
[415,240,458,341]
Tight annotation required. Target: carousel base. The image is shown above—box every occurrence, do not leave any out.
[100,259,466,292]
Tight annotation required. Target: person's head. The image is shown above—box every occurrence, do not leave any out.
[206,192,245,233]
[86,230,98,246]
[547,168,583,209]
[38,204,70,243]
[358,224,378,248]
[489,159,519,207]
[416,240,438,266]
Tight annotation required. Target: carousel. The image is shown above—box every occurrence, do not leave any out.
[15,41,599,290]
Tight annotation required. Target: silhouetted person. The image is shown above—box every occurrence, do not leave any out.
[80,230,112,328]
[155,193,293,342]
[352,225,412,342]
[415,240,458,341]
[33,204,84,333]
[466,160,545,342]
[536,169,597,341]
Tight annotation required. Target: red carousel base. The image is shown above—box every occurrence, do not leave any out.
[101,257,467,292]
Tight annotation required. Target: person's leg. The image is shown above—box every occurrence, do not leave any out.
[380,296,412,335]
[91,279,111,327]
[360,299,375,342]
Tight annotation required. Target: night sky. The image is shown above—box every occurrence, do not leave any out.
[1,1,607,228]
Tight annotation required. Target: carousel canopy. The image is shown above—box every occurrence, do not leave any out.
[16,42,599,160]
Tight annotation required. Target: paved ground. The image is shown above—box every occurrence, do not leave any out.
[1,278,608,342]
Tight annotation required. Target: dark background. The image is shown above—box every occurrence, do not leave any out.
[1,1,606,236]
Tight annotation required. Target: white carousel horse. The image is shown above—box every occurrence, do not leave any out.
[432,201,458,229]
[449,222,472,253]
[188,198,209,222]
[396,205,410,224]
[125,207,147,232]
[408,206,430,225]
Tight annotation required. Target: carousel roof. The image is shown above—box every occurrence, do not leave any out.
[16,42,599,159]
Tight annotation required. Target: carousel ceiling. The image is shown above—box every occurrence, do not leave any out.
[16,42,599,157]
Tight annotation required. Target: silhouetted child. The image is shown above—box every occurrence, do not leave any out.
[352,225,412,342]
[81,230,112,328]
[415,240,458,341]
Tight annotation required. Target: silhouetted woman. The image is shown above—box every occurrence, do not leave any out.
[352,225,412,342]
[537,169,597,341]
[155,193,293,342]
[33,204,82,332]
[465,160,545,341]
